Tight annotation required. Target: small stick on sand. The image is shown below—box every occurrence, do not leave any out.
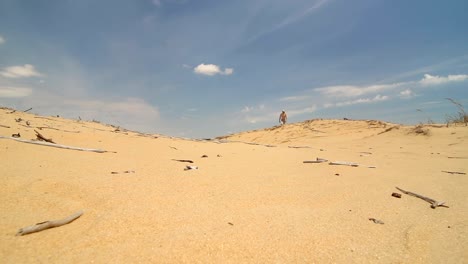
[303,158,328,163]
[172,159,194,163]
[111,170,135,174]
[0,136,111,153]
[0,124,10,128]
[16,210,84,236]
[35,130,56,144]
[395,187,448,209]
[329,161,359,167]
[441,170,466,175]
[368,218,384,224]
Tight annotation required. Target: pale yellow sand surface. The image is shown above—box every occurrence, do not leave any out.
[1,108,467,263]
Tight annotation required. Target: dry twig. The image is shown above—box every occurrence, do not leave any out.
[16,210,83,236]
[396,187,448,209]
[0,136,111,153]
[35,130,56,143]
[441,170,466,175]
[172,159,194,163]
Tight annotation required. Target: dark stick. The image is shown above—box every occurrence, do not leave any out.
[395,187,448,209]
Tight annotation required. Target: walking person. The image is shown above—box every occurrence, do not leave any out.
[279,110,287,125]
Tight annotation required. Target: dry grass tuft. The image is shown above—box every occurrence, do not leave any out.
[445,98,467,126]
[410,125,430,136]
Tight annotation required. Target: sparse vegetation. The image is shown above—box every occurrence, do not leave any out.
[410,125,430,136]
[416,109,435,124]
[445,98,467,126]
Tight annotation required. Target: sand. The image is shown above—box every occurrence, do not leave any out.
[1,108,467,263]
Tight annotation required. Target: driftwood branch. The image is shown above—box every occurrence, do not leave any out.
[172,159,194,163]
[35,130,55,143]
[0,124,10,128]
[23,107,33,112]
[329,161,359,167]
[303,158,328,163]
[328,161,376,168]
[16,210,84,236]
[36,126,80,133]
[0,136,111,153]
[396,187,448,209]
[111,170,135,174]
[442,170,466,175]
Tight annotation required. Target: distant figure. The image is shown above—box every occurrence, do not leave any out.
[279,110,287,125]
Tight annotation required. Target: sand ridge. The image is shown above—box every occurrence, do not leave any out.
[1,107,467,263]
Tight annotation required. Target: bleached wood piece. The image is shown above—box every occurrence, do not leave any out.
[329,161,359,167]
[0,136,110,153]
[441,170,466,175]
[303,157,329,163]
[396,187,448,209]
[16,210,84,236]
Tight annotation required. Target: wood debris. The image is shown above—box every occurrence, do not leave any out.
[184,165,198,170]
[368,218,384,224]
[111,170,135,174]
[396,187,448,209]
[329,161,359,167]
[35,130,56,144]
[0,136,111,153]
[172,159,194,163]
[303,157,328,163]
[441,170,466,175]
[16,210,83,236]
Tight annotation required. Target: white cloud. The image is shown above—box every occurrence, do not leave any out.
[419,74,468,86]
[288,106,317,116]
[0,64,43,78]
[315,83,404,98]
[0,35,5,44]
[279,95,311,102]
[325,94,389,108]
[0,87,33,98]
[240,104,316,124]
[65,97,159,119]
[224,68,234,75]
[313,73,467,99]
[194,63,234,76]
[399,89,414,99]
[241,106,252,113]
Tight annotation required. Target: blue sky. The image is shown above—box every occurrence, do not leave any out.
[1,0,467,138]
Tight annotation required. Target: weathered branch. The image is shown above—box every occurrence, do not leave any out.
[172,159,194,163]
[35,126,80,133]
[329,161,359,167]
[0,136,111,153]
[395,187,448,209]
[0,124,10,128]
[442,170,466,175]
[303,158,328,163]
[16,210,84,236]
[328,161,376,168]
[35,130,55,143]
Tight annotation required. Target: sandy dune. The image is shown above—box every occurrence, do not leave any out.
[1,107,467,263]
